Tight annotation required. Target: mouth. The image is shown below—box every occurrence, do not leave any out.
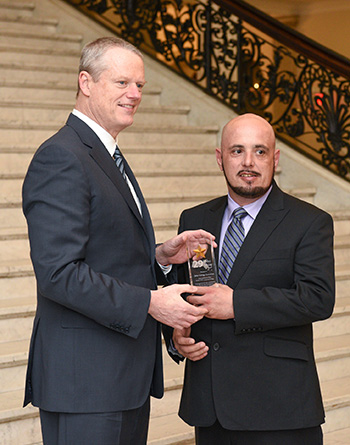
[118,104,135,110]
[238,170,260,179]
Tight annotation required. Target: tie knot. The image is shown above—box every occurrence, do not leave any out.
[113,145,122,160]
[232,207,247,221]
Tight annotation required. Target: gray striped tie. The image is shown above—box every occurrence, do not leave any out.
[113,144,126,179]
[218,207,247,284]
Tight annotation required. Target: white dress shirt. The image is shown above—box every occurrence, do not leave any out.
[72,109,142,216]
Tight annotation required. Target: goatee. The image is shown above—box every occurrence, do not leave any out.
[222,166,275,200]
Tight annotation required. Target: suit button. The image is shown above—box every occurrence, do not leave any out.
[213,343,220,351]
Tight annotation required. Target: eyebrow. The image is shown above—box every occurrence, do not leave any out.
[228,144,271,150]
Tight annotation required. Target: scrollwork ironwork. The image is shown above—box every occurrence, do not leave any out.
[65,0,350,181]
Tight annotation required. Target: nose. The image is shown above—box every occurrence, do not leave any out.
[242,151,254,167]
[126,83,142,99]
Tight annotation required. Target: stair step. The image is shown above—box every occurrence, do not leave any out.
[0,391,40,445]
[314,296,350,338]
[0,103,190,132]
[0,50,79,70]
[315,334,350,382]
[0,339,30,393]
[321,375,350,433]
[0,174,225,206]
[0,122,217,150]
[0,15,59,35]
[0,32,82,52]
[0,1,35,11]
[119,125,219,148]
[336,273,350,299]
[334,235,350,266]
[331,210,350,236]
[0,1,34,19]
[324,426,350,445]
[0,206,26,232]
[0,86,76,107]
[0,275,35,300]
[0,64,78,86]
[148,411,194,445]
[0,239,30,263]
[0,258,33,279]
[0,145,215,177]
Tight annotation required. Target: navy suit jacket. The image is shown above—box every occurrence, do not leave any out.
[167,183,335,431]
[23,114,164,413]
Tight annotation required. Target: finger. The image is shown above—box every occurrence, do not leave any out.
[187,295,205,306]
[178,284,198,294]
[176,336,196,346]
[189,350,208,361]
[187,344,209,360]
[178,342,208,356]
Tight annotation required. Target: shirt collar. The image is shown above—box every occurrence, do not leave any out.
[72,109,117,157]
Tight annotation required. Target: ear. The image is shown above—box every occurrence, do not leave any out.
[274,148,280,170]
[78,71,92,97]
[216,147,223,171]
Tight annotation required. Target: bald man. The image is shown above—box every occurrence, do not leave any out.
[164,114,335,444]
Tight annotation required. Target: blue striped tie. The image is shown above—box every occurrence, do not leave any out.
[218,207,247,284]
[113,144,126,179]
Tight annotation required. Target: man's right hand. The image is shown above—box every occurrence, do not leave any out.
[149,284,207,329]
[173,327,209,361]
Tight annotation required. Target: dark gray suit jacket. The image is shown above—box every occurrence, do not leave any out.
[168,183,335,431]
[23,114,164,413]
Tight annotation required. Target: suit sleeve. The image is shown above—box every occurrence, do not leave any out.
[22,143,151,339]
[233,210,335,333]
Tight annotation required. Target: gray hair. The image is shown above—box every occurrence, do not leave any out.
[77,37,143,94]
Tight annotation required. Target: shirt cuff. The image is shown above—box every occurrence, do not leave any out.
[157,262,173,275]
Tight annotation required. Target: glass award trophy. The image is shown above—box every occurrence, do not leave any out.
[187,240,218,286]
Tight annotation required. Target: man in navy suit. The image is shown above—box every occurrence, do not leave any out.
[166,113,335,444]
[22,37,213,444]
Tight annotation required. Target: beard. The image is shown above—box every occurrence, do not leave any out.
[222,165,275,200]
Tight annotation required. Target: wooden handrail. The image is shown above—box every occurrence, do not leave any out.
[214,0,350,78]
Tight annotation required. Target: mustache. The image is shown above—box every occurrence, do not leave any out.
[237,170,261,176]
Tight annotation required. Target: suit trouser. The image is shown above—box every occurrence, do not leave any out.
[39,397,150,445]
[195,421,323,445]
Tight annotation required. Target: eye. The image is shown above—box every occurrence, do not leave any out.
[136,82,145,91]
[256,149,265,155]
[117,80,128,87]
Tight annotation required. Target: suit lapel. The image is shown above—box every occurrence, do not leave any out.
[227,184,290,288]
[66,114,153,246]
[206,197,227,263]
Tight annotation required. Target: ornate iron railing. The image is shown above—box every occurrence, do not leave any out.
[65,0,350,182]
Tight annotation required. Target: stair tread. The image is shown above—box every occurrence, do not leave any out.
[314,334,350,359]
[0,1,35,11]
[148,411,193,444]
[0,119,219,133]
[0,295,35,314]
[0,339,29,363]
[324,427,350,445]
[321,375,350,405]
[0,100,189,114]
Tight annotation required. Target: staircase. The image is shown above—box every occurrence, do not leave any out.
[0,1,349,444]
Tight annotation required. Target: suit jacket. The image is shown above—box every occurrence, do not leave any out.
[22,114,164,413]
[168,182,335,431]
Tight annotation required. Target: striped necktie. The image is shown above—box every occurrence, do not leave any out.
[218,207,247,284]
[113,144,126,179]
